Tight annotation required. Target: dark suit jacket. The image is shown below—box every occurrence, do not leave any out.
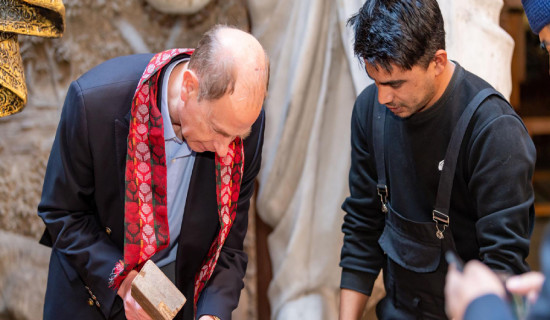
[38,53,265,320]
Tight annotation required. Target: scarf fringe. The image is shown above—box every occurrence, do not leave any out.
[108,260,127,289]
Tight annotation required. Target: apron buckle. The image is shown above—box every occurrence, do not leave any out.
[377,184,389,213]
[432,210,449,239]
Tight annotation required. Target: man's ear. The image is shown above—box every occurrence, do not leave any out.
[432,49,448,76]
[181,69,199,101]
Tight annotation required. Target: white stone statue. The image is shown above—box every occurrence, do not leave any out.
[439,0,514,98]
[145,0,212,14]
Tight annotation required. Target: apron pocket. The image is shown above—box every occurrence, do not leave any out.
[379,220,441,273]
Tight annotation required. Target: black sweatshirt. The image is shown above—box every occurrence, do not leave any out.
[340,63,536,296]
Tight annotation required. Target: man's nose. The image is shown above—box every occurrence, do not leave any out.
[378,86,393,106]
[213,138,232,158]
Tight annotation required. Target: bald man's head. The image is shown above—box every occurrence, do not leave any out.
[175,25,268,157]
[188,25,269,103]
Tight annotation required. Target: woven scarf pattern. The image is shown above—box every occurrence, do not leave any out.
[109,49,245,313]
[194,138,244,310]
[109,48,193,289]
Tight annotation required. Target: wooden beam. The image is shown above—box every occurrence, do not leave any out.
[535,203,550,217]
[523,117,550,136]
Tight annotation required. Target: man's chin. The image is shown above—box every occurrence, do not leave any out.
[387,107,411,118]
[395,112,413,119]
[189,143,207,153]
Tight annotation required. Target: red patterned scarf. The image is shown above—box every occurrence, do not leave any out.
[109,49,245,311]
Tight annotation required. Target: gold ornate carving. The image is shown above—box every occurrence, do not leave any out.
[0,0,65,117]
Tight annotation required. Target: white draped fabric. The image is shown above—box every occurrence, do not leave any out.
[246,0,512,319]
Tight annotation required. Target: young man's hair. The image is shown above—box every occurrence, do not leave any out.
[348,0,446,72]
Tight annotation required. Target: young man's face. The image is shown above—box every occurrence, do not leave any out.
[539,24,550,75]
[365,60,440,118]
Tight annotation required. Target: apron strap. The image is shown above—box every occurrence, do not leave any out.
[373,94,389,213]
[433,87,505,239]
[372,86,506,240]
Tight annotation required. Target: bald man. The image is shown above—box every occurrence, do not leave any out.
[38,25,269,320]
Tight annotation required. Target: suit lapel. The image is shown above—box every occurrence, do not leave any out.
[114,111,131,202]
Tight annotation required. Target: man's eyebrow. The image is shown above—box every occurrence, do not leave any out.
[364,70,405,86]
[378,79,405,86]
[212,124,252,140]
[212,125,232,137]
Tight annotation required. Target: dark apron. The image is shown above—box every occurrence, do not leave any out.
[372,88,501,319]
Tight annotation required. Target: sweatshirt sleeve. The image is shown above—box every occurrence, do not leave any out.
[468,105,536,274]
[340,88,386,295]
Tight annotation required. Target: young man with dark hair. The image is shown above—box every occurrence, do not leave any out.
[339,0,536,319]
